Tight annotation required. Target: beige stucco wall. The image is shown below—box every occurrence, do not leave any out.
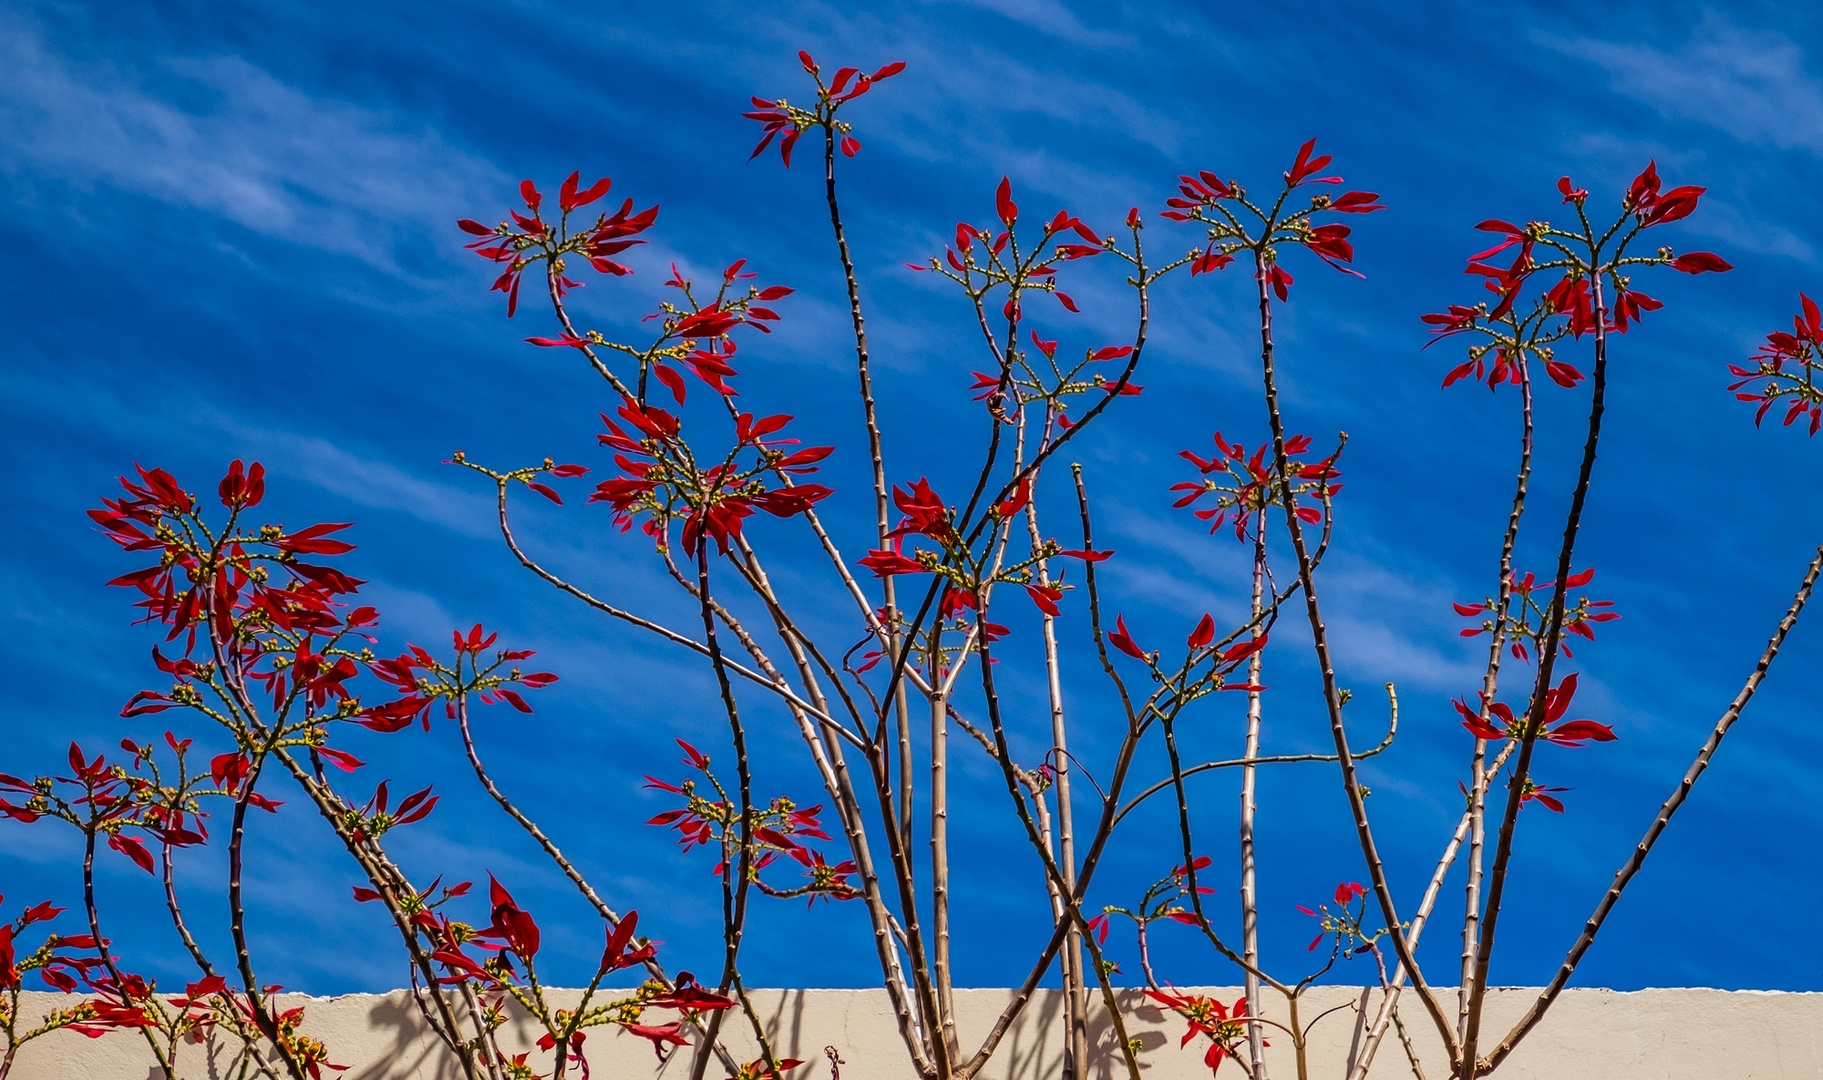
[10,985,1821,1079]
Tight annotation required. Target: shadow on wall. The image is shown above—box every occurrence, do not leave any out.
[10,985,1823,1079]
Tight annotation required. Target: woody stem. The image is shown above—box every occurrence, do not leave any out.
[1463,275,1609,1078]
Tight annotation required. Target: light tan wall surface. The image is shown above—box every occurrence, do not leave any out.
[9,986,1820,1079]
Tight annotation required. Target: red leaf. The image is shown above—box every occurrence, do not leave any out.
[1221,636,1268,664]
[1548,719,1617,744]
[995,477,1032,518]
[315,748,365,772]
[280,522,356,555]
[653,364,688,404]
[858,549,925,577]
[1108,615,1147,660]
[1672,252,1732,274]
[108,833,155,874]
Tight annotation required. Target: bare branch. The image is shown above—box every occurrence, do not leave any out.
[1478,539,1823,1075]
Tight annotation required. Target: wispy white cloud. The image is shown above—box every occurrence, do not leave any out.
[201,413,494,537]
[1097,497,1482,695]
[1553,129,1814,261]
[0,358,495,541]
[0,14,507,274]
[1538,16,1823,154]
[928,0,1135,49]
[1665,191,1815,261]
[1296,552,1484,692]
[878,37,1183,181]
[594,1,1184,174]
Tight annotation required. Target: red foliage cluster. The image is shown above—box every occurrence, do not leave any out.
[9,46,1818,1080]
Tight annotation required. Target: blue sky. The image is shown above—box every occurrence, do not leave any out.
[4,0,1823,999]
